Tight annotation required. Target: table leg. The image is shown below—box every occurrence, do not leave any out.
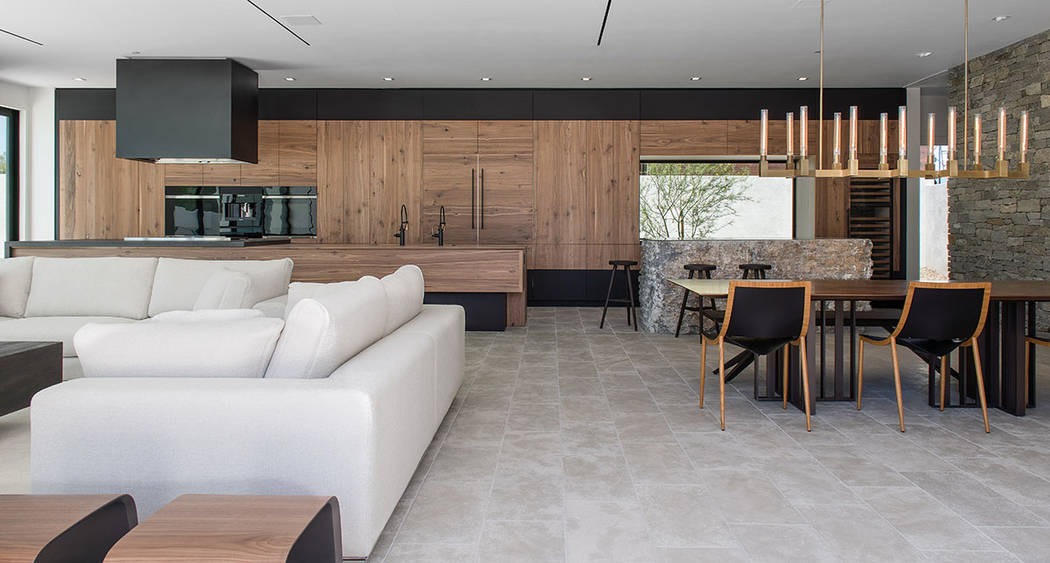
[834,300,845,400]
[788,304,817,414]
[1028,301,1037,408]
[1001,301,1027,416]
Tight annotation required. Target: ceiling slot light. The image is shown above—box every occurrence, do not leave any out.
[758,0,1027,181]
[480,77,492,81]
[992,15,1010,22]
[690,76,701,81]
[581,76,592,81]
[284,76,296,81]
[280,15,322,26]
[916,51,933,57]
[797,76,808,81]
[73,77,87,82]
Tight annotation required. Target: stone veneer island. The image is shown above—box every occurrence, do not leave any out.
[638,239,873,334]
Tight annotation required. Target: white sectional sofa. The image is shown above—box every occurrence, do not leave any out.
[27,263,465,559]
[0,256,293,378]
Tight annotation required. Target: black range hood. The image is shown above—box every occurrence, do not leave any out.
[116,58,258,164]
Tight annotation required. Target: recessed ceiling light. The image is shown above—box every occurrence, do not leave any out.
[130,50,141,55]
[916,51,933,58]
[73,77,87,82]
[797,76,808,81]
[581,76,592,81]
[690,76,701,81]
[284,76,296,81]
[382,77,395,81]
[480,77,492,82]
[992,15,1011,22]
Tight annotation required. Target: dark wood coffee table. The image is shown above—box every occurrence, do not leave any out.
[0,494,137,562]
[104,494,342,563]
[0,341,62,417]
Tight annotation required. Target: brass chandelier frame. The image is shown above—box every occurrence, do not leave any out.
[758,0,1030,181]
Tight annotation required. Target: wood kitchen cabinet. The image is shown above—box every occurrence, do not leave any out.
[422,121,533,245]
[240,120,280,185]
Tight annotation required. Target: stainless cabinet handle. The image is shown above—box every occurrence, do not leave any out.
[480,168,485,229]
[471,168,476,229]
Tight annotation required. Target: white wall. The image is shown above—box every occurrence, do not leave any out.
[0,79,54,242]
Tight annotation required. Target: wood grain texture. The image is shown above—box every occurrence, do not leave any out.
[478,152,534,244]
[104,495,338,563]
[640,120,727,155]
[162,163,203,185]
[0,494,136,562]
[585,243,642,270]
[11,244,525,293]
[422,153,477,245]
[279,120,318,185]
[59,120,143,239]
[240,120,280,185]
[588,120,639,246]
[136,161,165,236]
[0,342,61,417]
[535,121,589,245]
[478,120,533,154]
[423,121,478,154]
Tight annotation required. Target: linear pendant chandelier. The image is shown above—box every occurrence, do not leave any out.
[758,0,1029,180]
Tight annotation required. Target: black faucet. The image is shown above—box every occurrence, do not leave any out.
[432,206,446,246]
[393,204,409,246]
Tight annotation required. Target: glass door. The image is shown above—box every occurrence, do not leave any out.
[0,107,17,245]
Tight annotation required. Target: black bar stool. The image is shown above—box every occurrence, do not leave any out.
[600,260,638,331]
[739,263,772,279]
[675,264,717,338]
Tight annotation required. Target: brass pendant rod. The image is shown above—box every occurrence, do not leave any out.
[818,0,824,170]
[963,0,969,168]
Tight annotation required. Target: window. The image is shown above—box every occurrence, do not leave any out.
[639,161,793,240]
[0,106,17,245]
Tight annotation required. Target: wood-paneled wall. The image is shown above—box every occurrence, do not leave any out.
[317,120,423,244]
[533,120,640,269]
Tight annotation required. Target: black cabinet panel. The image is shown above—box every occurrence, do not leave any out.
[259,89,317,119]
[317,89,423,120]
[424,292,506,331]
[422,89,532,120]
[532,90,640,120]
[528,269,639,306]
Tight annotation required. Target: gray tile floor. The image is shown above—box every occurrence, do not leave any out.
[5,306,1050,561]
[374,307,1050,562]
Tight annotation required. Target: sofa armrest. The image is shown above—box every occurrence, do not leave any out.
[30,331,438,558]
[252,294,287,318]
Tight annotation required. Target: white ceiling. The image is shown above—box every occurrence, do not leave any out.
[1,0,1048,89]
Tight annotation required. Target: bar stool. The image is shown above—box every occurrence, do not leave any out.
[739,263,772,279]
[600,260,638,331]
[675,264,717,338]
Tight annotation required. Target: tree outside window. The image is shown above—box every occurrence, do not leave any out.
[640,162,750,240]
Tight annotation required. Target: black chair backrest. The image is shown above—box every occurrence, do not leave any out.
[724,284,809,340]
[896,284,989,342]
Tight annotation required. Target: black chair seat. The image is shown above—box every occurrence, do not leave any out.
[725,336,796,357]
[609,260,638,266]
[684,263,717,273]
[896,336,967,358]
[739,263,771,271]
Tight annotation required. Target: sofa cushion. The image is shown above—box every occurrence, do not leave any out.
[75,317,284,378]
[265,276,388,379]
[193,270,253,310]
[380,265,425,335]
[0,316,135,357]
[252,295,287,318]
[25,258,158,319]
[149,309,264,323]
[284,279,372,315]
[148,258,293,316]
[0,256,34,318]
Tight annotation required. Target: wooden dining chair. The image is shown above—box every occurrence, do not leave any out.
[857,281,992,433]
[700,281,813,431]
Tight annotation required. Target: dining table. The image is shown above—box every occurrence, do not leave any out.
[668,278,1050,416]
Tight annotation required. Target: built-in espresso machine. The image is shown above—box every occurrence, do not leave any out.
[218,187,264,237]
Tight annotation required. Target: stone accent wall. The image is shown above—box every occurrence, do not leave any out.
[639,239,872,334]
[947,29,1050,281]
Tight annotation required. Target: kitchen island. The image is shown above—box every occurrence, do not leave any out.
[7,240,526,330]
[639,238,873,334]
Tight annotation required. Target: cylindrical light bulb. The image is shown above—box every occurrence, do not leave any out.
[927,112,936,166]
[1020,110,1029,164]
[879,112,888,165]
[760,109,768,157]
[849,106,858,162]
[947,106,957,161]
[786,112,794,159]
[898,105,907,159]
[799,106,808,158]
[833,112,842,166]
[973,113,982,163]
[997,106,1007,161]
